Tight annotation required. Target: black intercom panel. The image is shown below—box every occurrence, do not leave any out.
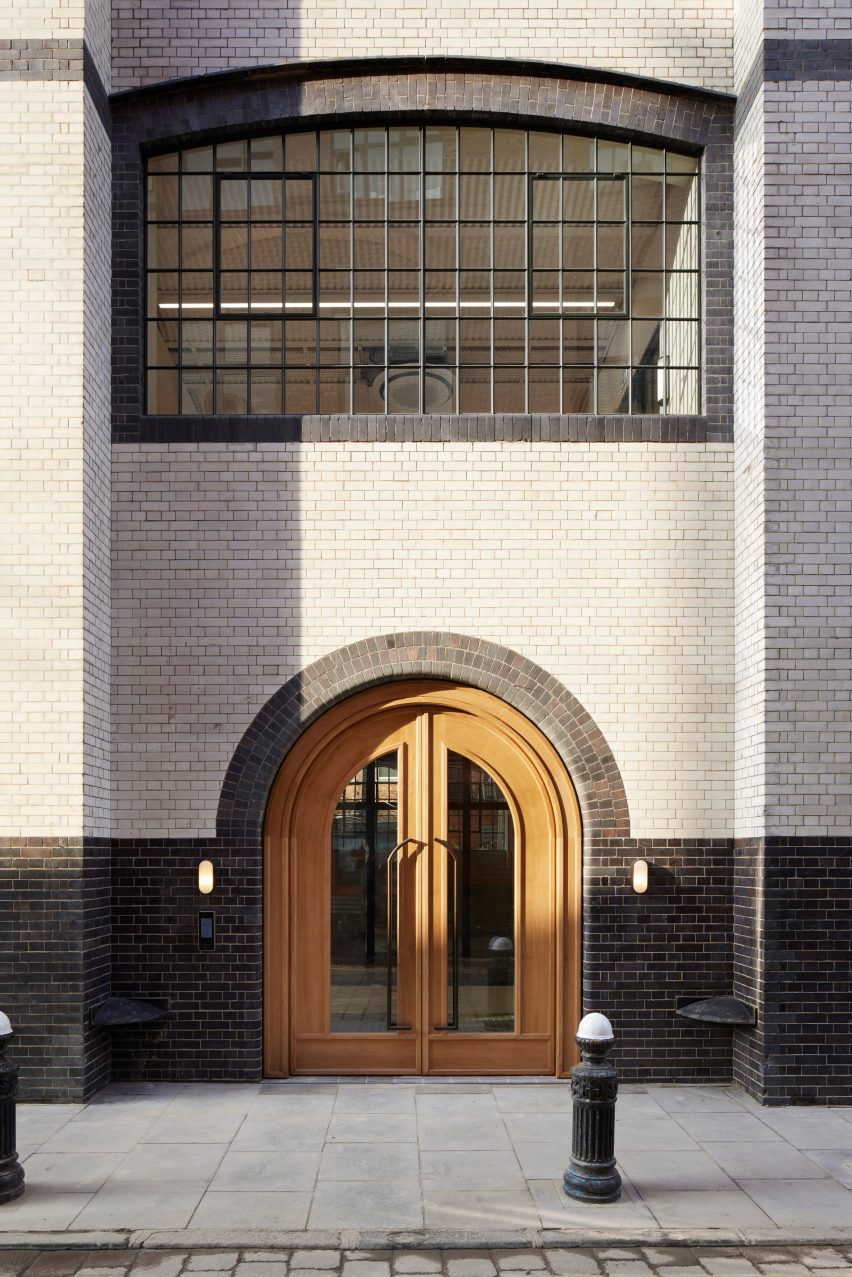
[198,911,215,951]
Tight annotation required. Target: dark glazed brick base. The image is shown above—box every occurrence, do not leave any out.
[587,839,734,1083]
[733,838,852,1106]
[110,837,262,1084]
[0,839,111,1102]
[108,836,735,1085]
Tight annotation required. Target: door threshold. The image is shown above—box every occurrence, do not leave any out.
[263,1074,566,1085]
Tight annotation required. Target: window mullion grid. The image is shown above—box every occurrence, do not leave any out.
[348,150,355,414]
[592,166,598,414]
[455,146,461,414]
[557,174,563,415]
[489,128,495,416]
[384,134,389,417]
[661,146,667,415]
[345,156,352,414]
[246,173,252,414]
[178,152,184,414]
[419,127,425,415]
[626,144,632,414]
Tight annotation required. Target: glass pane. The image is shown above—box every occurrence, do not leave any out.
[447,751,515,1033]
[216,140,247,172]
[320,173,351,220]
[563,225,593,269]
[563,134,595,172]
[494,365,524,411]
[183,224,213,269]
[529,131,561,171]
[459,127,491,172]
[320,129,352,171]
[598,365,630,412]
[459,174,490,220]
[633,223,663,271]
[564,365,594,411]
[563,178,594,221]
[425,126,457,171]
[250,136,283,171]
[528,318,560,364]
[284,365,317,412]
[319,222,351,270]
[285,179,313,220]
[666,221,698,271]
[493,318,525,365]
[494,175,525,220]
[285,132,316,171]
[529,365,560,410]
[147,319,179,365]
[285,318,317,364]
[493,224,524,270]
[251,178,282,220]
[389,127,421,171]
[147,175,179,220]
[220,179,248,220]
[460,223,491,270]
[220,225,248,271]
[253,223,283,270]
[666,171,699,222]
[459,365,491,411]
[597,318,629,365]
[632,173,663,221]
[146,367,178,413]
[250,367,282,413]
[494,130,525,172]
[147,224,179,269]
[389,223,420,268]
[182,174,213,220]
[598,178,626,221]
[214,320,246,365]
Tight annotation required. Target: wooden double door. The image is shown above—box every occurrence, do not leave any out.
[264,682,581,1076]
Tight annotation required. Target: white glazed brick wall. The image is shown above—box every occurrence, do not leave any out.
[761,78,852,835]
[110,0,734,93]
[82,90,112,836]
[4,0,85,37]
[732,0,767,839]
[0,80,89,835]
[112,442,734,840]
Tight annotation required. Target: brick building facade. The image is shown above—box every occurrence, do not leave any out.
[1,0,850,1103]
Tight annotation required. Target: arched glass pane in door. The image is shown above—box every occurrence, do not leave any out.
[447,751,515,1032]
[330,750,398,1032]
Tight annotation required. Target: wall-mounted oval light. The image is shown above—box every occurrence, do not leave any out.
[198,860,215,895]
[632,859,649,894]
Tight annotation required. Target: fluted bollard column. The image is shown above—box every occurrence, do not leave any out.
[0,1013,25,1205]
[563,1012,621,1203]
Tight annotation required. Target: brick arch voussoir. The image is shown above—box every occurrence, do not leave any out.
[217,632,629,842]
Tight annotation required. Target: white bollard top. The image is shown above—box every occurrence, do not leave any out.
[577,1012,614,1041]
[0,1011,11,1036]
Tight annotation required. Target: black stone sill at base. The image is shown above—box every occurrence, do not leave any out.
[90,997,168,1027]
[114,413,725,445]
[677,996,756,1027]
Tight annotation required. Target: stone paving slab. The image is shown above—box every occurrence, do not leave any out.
[4,1084,851,1245]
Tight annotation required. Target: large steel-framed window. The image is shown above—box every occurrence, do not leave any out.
[146,127,700,415]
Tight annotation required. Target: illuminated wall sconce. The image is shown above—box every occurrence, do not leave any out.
[197,860,215,895]
[632,859,649,894]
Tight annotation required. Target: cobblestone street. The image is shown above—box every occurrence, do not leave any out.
[4,1246,852,1277]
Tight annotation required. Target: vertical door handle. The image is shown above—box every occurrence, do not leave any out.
[386,839,415,1031]
[432,837,459,1030]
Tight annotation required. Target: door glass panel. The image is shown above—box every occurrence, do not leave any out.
[330,751,398,1032]
[447,751,515,1032]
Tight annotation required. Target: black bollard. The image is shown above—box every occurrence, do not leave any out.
[563,1012,621,1203]
[0,1014,25,1205]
